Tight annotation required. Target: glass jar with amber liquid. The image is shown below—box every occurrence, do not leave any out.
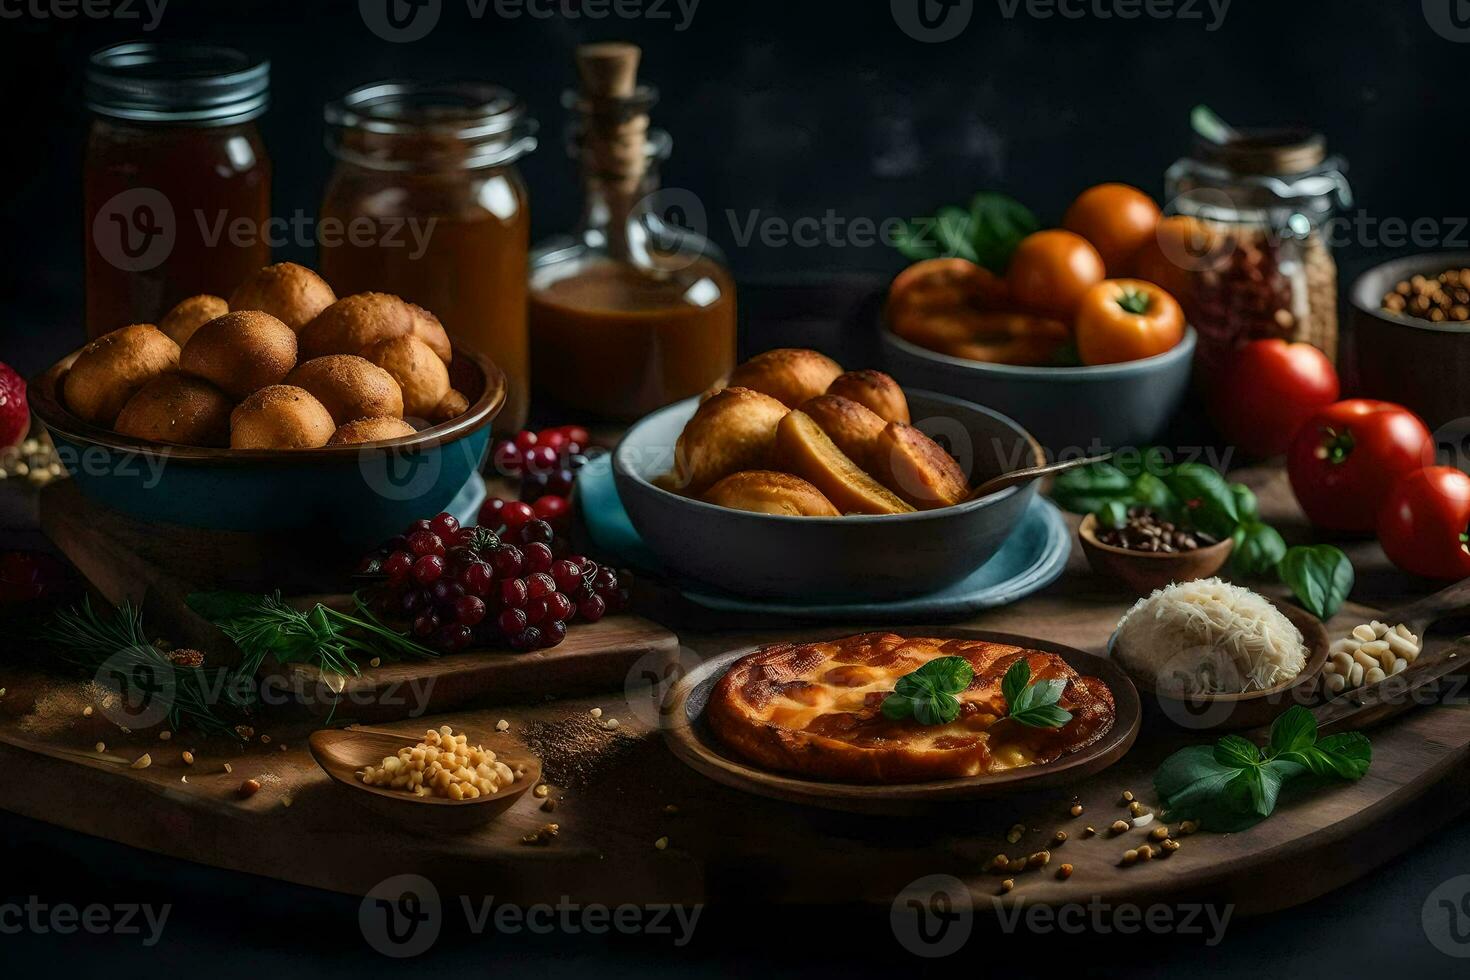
[84,42,272,338]
[529,44,736,421]
[320,82,537,432]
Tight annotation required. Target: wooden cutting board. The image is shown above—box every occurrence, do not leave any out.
[37,480,681,717]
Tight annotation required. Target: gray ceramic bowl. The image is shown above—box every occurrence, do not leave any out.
[879,326,1196,454]
[612,390,1044,601]
[1350,251,1470,436]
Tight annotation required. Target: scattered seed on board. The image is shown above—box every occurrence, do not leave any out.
[590,707,603,719]
[131,753,152,770]
[82,706,94,718]
[604,718,620,730]
[496,719,510,732]
[281,796,293,808]
[95,742,106,753]
[1149,826,1170,842]
[1006,823,1025,843]
[238,779,261,798]
[1129,801,1146,817]
[1177,820,1197,836]
[541,798,557,813]
[663,804,679,815]
[1120,850,1139,867]
[260,735,271,745]
[1110,820,1130,835]
[1000,879,1015,893]
[1083,826,1096,838]
[369,658,381,668]
[159,731,172,741]
[1162,839,1182,855]
[1007,857,1027,874]
[1052,831,1068,846]
[1028,850,1051,869]
[1069,803,1084,817]
[1137,844,1154,861]
[1121,790,1134,803]
[534,783,550,798]
[654,836,669,850]
[182,751,195,766]
[1057,863,1074,880]
[223,763,234,774]
[990,854,1009,873]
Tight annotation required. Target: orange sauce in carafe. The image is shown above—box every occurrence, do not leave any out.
[529,256,736,420]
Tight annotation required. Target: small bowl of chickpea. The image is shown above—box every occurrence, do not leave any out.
[309,725,540,832]
[1351,251,1470,435]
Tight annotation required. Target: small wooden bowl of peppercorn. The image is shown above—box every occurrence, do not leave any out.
[1078,511,1233,595]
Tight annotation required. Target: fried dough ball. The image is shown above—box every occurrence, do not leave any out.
[431,388,470,423]
[799,394,886,470]
[159,295,228,347]
[299,292,413,361]
[328,417,418,446]
[229,385,335,450]
[179,310,298,400]
[703,470,841,517]
[361,335,451,419]
[407,303,453,364]
[729,348,843,408]
[672,386,790,495]
[284,355,404,426]
[826,370,910,424]
[228,262,337,332]
[63,324,180,427]
[114,373,233,447]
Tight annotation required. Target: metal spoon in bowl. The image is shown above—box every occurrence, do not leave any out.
[967,452,1113,502]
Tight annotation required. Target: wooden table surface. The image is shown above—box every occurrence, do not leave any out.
[3,464,1469,916]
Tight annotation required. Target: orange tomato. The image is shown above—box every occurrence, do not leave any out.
[1062,183,1161,275]
[1075,278,1185,365]
[1006,230,1106,319]
[1129,215,1225,302]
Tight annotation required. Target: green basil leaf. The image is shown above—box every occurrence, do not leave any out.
[907,656,973,695]
[1214,734,1262,769]
[892,218,942,262]
[967,192,1039,274]
[1160,463,1240,539]
[881,693,915,721]
[912,691,963,726]
[1051,462,1135,513]
[1155,746,1240,816]
[1268,705,1318,757]
[1230,484,1259,520]
[1230,520,1288,578]
[1000,659,1030,709]
[1131,473,1182,518]
[1286,732,1373,780]
[1096,499,1130,530]
[934,206,979,263]
[1279,545,1355,619]
[1009,703,1073,729]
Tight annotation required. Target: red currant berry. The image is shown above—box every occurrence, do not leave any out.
[551,559,583,593]
[514,429,539,453]
[493,442,523,477]
[500,500,536,530]
[500,577,529,609]
[492,544,524,579]
[412,612,439,637]
[406,518,433,535]
[539,429,570,453]
[497,607,528,636]
[407,529,444,557]
[436,624,473,652]
[540,619,568,647]
[430,512,459,539]
[460,561,494,596]
[399,589,423,616]
[546,591,575,622]
[562,425,590,447]
[577,594,606,622]
[509,626,542,652]
[525,596,549,624]
[524,542,554,573]
[411,554,444,585]
[526,572,557,599]
[532,494,569,526]
[519,519,555,545]
[524,444,558,475]
[431,578,464,605]
[453,595,486,627]
[383,550,414,582]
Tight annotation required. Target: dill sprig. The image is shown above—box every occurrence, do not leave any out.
[40,597,242,738]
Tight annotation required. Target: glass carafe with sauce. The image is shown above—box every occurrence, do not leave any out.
[320,82,537,432]
[529,43,736,421]
[84,42,272,338]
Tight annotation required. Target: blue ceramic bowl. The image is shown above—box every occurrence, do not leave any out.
[30,346,505,547]
[613,390,1044,601]
[880,325,1196,454]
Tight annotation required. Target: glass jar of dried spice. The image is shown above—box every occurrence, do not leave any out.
[1163,128,1351,378]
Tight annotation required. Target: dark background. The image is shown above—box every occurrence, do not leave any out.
[1,0,1465,373]
[4,1,1470,975]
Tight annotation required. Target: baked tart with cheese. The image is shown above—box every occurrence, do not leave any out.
[707,632,1116,783]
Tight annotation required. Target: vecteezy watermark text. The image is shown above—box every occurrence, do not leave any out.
[0,0,167,29]
[360,0,699,42]
[0,898,171,946]
[891,0,1228,41]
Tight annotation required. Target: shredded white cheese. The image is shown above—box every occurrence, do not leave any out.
[1114,577,1306,694]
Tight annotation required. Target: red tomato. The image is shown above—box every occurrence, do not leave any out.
[1287,400,1434,531]
[1208,340,1339,457]
[1378,467,1470,580]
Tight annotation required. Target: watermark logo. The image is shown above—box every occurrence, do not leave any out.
[1424,0,1470,42]
[93,188,174,273]
[0,0,168,29]
[892,0,974,42]
[992,897,1233,942]
[622,644,704,729]
[361,0,441,41]
[93,647,176,730]
[891,874,973,956]
[1423,874,1470,957]
[637,186,711,272]
[356,438,473,503]
[360,874,443,958]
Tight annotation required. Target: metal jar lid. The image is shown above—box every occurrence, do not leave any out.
[86,42,270,126]
[324,80,538,171]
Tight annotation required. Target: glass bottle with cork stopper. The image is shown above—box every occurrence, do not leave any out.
[529,42,737,422]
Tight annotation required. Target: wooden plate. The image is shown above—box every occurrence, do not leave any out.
[1110,600,1330,732]
[662,628,1141,813]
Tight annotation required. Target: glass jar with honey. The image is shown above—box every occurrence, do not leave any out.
[320,82,538,432]
[529,43,737,422]
[84,42,272,338]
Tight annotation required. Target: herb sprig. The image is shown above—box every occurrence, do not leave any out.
[882,656,973,725]
[1154,706,1371,832]
[1000,659,1074,729]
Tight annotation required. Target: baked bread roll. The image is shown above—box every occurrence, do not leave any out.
[774,410,914,515]
[703,471,840,517]
[284,355,404,426]
[407,303,453,364]
[114,373,232,447]
[868,422,970,509]
[159,295,228,347]
[672,386,789,495]
[728,348,843,408]
[179,310,298,400]
[229,385,335,450]
[361,335,450,419]
[63,324,180,427]
[298,292,413,360]
[799,394,885,471]
[826,369,910,424]
[229,262,337,332]
[328,417,418,445]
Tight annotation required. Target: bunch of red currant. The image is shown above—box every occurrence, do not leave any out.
[360,511,627,653]
[486,425,594,531]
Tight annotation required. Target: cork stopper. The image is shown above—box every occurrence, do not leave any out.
[573,42,652,260]
[575,42,640,99]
